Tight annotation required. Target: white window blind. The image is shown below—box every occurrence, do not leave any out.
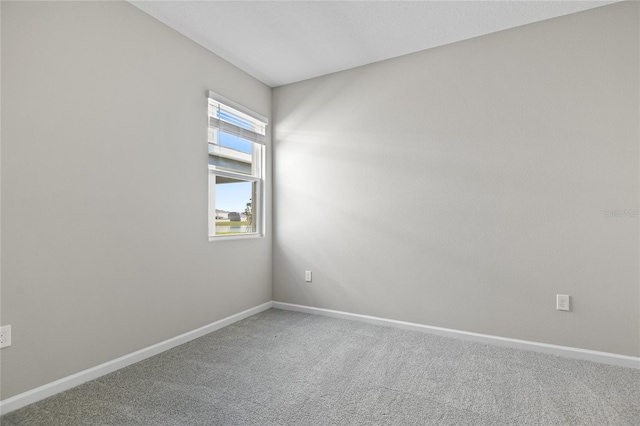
[208,91,268,145]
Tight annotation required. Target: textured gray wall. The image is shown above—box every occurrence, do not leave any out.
[1,1,272,399]
[273,2,639,356]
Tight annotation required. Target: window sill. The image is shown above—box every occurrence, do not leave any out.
[208,234,264,242]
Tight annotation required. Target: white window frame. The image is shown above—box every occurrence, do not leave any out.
[207,91,267,241]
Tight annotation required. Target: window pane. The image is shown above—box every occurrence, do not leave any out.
[213,176,257,236]
[219,132,253,153]
[208,131,259,175]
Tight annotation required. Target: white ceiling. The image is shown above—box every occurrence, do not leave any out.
[130,1,617,88]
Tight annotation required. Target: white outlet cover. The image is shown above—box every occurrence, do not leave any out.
[305,271,312,282]
[0,325,12,348]
[556,294,570,311]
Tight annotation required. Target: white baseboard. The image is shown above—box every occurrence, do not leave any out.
[272,301,640,369]
[0,301,273,415]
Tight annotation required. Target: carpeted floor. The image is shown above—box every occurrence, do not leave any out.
[2,309,638,425]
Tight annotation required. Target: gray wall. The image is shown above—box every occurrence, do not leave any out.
[1,1,272,399]
[273,2,639,356]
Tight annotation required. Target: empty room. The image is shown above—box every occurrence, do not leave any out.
[1,0,638,425]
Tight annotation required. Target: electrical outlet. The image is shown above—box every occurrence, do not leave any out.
[0,325,12,348]
[305,270,312,283]
[556,294,570,311]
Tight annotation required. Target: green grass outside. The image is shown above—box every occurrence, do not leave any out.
[216,221,250,226]
[215,221,254,235]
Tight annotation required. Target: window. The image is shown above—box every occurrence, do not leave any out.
[207,91,267,239]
